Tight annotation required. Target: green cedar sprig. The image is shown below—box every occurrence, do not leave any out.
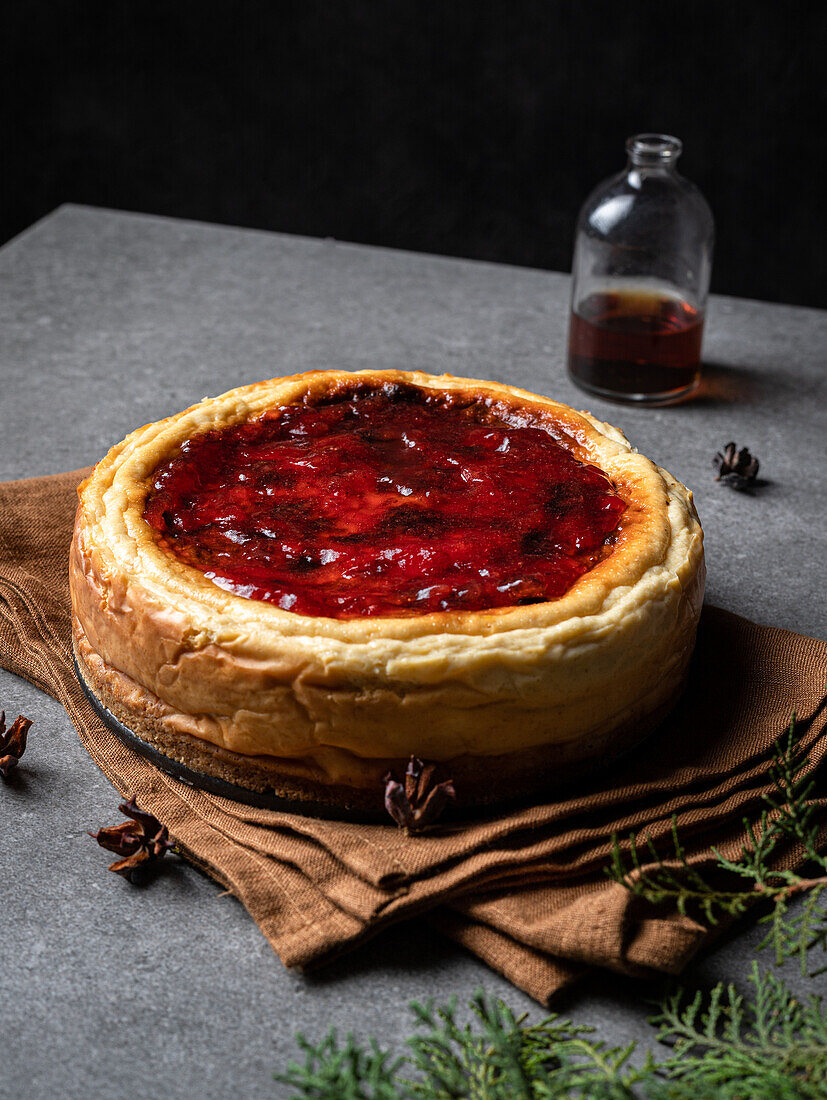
[277,991,657,1098]
[276,1030,404,1099]
[276,972,827,1098]
[606,712,827,975]
[648,962,827,1098]
[276,710,827,1098]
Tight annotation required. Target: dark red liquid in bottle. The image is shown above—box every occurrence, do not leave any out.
[567,289,703,404]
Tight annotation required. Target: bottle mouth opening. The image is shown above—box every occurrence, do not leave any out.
[626,133,682,165]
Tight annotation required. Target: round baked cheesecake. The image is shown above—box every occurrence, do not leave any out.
[70,370,704,812]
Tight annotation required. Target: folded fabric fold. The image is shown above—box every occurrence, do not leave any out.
[1,468,825,1004]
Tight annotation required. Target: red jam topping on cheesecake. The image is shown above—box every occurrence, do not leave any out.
[143,386,627,618]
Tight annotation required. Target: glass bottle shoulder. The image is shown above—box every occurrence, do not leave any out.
[579,167,714,244]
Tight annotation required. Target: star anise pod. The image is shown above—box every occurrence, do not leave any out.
[90,796,175,880]
[383,756,456,833]
[713,441,760,490]
[0,712,32,778]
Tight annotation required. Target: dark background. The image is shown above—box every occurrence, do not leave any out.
[4,1,826,307]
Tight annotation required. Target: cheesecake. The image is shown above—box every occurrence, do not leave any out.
[70,370,704,811]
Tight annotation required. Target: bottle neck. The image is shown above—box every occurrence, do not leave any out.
[626,133,682,172]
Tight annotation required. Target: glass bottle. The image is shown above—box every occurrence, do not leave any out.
[567,134,714,405]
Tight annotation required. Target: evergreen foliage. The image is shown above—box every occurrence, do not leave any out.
[276,713,827,1099]
[607,712,827,975]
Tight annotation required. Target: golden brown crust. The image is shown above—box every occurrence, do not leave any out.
[68,370,705,802]
[73,615,686,811]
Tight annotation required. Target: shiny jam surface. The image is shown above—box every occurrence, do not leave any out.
[143,386,627,618]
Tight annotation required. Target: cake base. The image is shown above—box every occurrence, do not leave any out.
[74,651,390,822]
[73,626,683,823]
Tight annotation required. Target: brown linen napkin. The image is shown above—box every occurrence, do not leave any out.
[1,468,825,1004]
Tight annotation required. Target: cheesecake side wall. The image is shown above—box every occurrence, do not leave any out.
[69,507,704,767]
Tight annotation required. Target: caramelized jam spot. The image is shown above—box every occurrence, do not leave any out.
[143,388,627,618]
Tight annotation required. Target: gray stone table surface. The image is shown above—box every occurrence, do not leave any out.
[1,205,825,1099]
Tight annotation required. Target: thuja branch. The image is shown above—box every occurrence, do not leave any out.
[276,977,827,1098]
[607,712,827,974]
[648,961,827,1098]
[276,707,827,1097]
[276,989,658,1098]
